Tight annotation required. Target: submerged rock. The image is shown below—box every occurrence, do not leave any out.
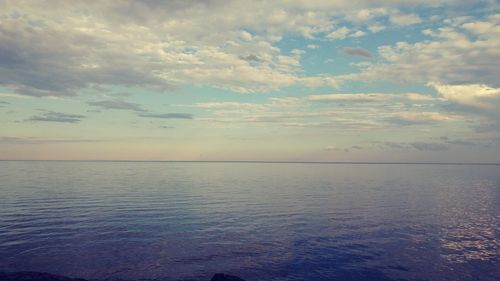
[210,274,246,281]
[0,272,87,281]
[0,272,246,281]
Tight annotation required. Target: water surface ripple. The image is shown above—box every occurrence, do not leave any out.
[0,161,498,280]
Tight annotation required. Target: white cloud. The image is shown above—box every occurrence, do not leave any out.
[428,82,500,133]
[195,102,268,111]
[462,20,500,37]
[387,111,459,125]
[327,27,350,40]
[352,18,500,88]
[430,83,500,110]
[324,145,341,151]
[309,93,389,102]
[0,1,495,96]
[268,97,302,108]
[350,30,367,38]
[368,24,386,33]
[405,93,439,101]
[389,12,422,26]
[195,97,302,112]
[0,93,32,99]
[239,31,253,41]
[350,8,388,22]
[308,92,444,105]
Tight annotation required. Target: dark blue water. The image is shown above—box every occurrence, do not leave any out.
[0,161,498,281]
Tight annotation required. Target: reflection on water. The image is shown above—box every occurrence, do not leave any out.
[0,161,498,281]
[440,217,498,263]
[437,180,499,263]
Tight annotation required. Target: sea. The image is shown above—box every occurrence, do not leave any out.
[0,161,498,281]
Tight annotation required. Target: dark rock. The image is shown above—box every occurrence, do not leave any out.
[0,272,247,281]
[0,272,87,281]
[210,274,246,281]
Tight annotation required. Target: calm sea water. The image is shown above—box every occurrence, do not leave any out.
[0,161,498,281]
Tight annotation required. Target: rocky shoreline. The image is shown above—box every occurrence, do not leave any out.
[0,272,246,281]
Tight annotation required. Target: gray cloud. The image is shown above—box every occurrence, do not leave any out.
[473,122,500,133]
[111,92,133,97]
[410,142,448,151]
[383,142,407,149]
[386,117,435,126]
[2,1,483,96]
[88,99,146,112]
[139,113,193,119]
[0,136,101,144]
[239,54,263,62]
[27,111,86,123]
[446,139,475,146]
[0,1,301,96]
[0,17,174,97]
[382,141,448,151]
[343,47,373,58]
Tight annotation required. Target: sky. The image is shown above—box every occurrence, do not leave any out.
[0,0,499,162]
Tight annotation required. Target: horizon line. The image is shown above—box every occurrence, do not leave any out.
[0,159,499,165]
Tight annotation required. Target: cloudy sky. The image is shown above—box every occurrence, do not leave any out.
[0,0,499,162]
